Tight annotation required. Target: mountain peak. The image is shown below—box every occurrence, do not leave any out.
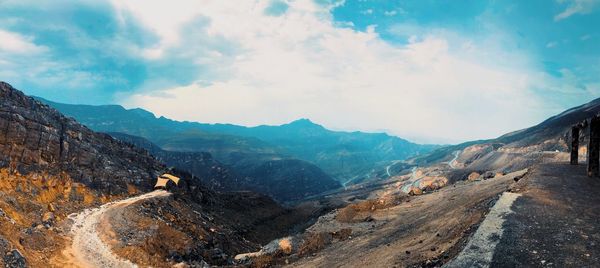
[287,118,319,127]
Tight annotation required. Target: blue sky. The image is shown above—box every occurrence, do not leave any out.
[0,0,599,143]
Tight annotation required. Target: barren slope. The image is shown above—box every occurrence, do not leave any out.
[285,169,528,267]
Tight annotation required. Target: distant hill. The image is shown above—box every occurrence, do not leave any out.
[37,98,437,183]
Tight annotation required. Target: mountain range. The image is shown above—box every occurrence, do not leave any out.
[37,98,437,201]
[3,80,600,267]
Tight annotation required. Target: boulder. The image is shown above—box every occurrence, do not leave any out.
[408,187,423,196]
[467,172,481,181]
[3,250,26,268]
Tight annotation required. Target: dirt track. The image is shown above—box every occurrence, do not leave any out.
[63,190,171,268]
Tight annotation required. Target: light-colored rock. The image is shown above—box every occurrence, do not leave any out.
[42,212,55,224]
[467,172,481,181]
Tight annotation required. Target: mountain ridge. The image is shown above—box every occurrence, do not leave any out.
[35,97,438,183]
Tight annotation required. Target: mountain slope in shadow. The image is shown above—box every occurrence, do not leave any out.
[109,132,340,202]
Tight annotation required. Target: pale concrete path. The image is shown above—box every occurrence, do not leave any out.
[444,192,521,268]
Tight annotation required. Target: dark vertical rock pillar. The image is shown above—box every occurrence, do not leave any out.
[587,116,600,177]
[571,125,580,165]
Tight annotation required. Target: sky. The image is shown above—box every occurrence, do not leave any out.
[0,0,599,144]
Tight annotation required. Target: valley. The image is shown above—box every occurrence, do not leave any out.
[38,98,437,196]
[1,1,598,267]
[1,80,600,268]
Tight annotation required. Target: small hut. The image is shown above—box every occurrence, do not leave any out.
[154,173,181,190]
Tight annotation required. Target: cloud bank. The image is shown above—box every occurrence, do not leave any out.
[1,0,599,143]
[117,0,546,143]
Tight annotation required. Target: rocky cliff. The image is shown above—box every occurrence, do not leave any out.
[0,81,163,193]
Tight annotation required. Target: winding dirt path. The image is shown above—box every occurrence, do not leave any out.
[64,190,171,268]
[448,150,460,169]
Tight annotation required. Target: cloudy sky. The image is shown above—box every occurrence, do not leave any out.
[0,0,599,143]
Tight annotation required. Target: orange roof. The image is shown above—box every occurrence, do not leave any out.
[154,177,170,188]
[160,174,180,185]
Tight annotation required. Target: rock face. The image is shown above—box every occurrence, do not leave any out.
[0,82,163,193]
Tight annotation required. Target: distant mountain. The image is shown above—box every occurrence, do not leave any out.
[109,132,340,202]
[191,118,439,179]
[37,98,438,183]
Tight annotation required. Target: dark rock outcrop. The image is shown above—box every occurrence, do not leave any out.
[0,82,164,193]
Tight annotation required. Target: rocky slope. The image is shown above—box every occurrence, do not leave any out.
[1,82,163,193]
[401,97,600,180]
[0,82,324,267]
[109,132,340,202]
[249,98,600,267]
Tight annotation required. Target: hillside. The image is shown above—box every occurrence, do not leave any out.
[409,97,600,169]
[240,98,600,268]
[0,82,324,266]
[37,98,437,183]
[109,132,341,202]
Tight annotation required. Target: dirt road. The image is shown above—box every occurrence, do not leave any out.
[448,151,460,169]
[64,190,171,268]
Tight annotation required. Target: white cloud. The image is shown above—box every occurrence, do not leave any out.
[0,29,46,54]
[554,0,599,21]
[114,0,555,144]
